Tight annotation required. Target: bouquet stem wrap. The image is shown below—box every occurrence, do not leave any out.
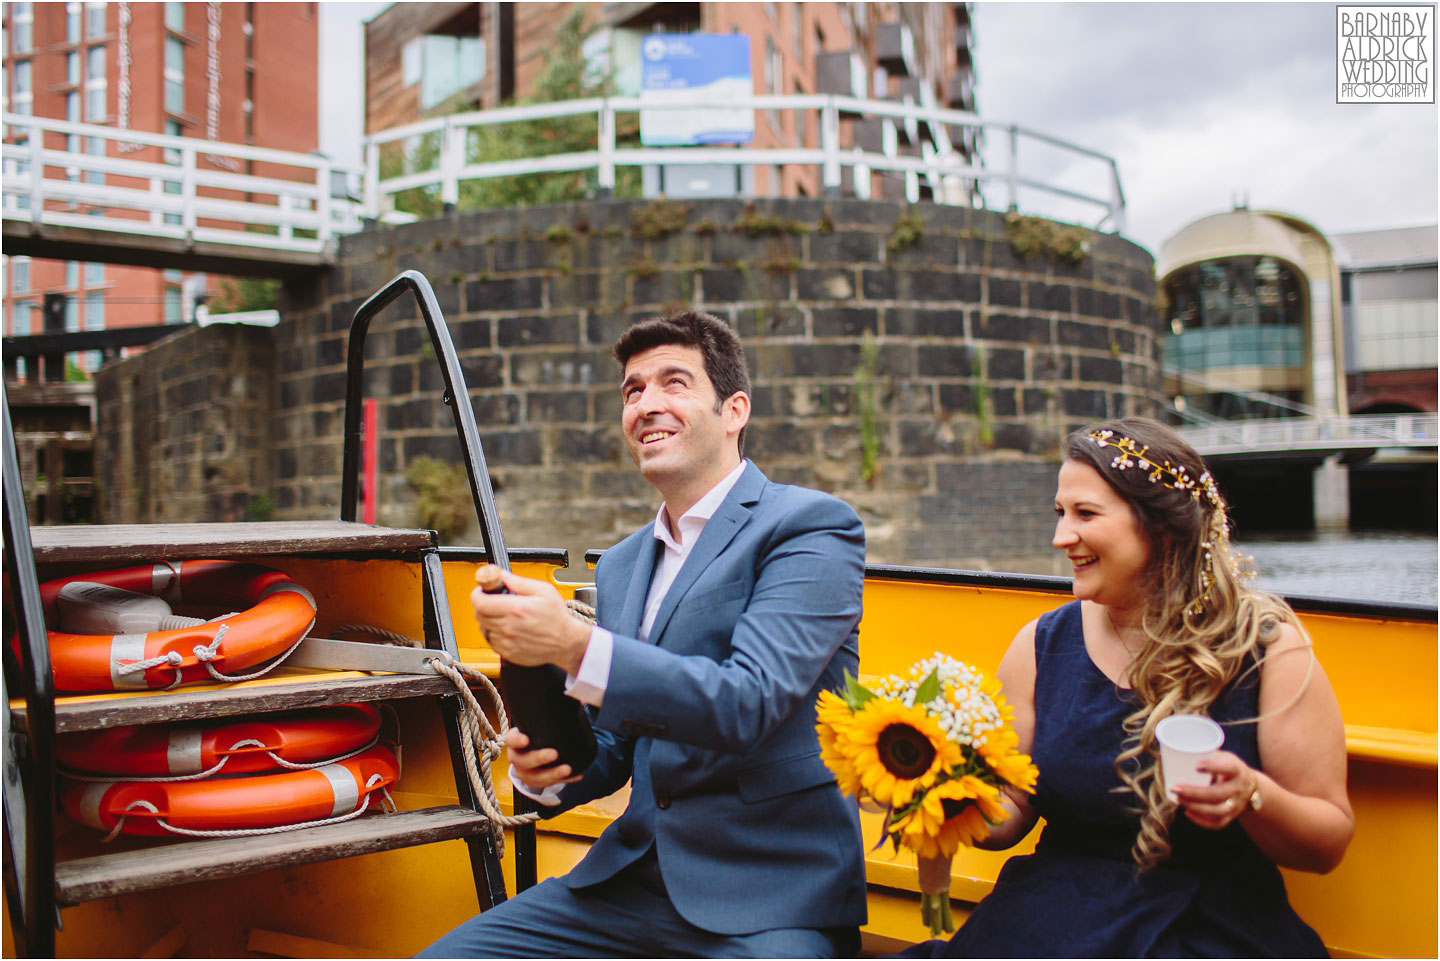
[916,851,956,936]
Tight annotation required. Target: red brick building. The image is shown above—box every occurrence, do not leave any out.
[2,1,318,368]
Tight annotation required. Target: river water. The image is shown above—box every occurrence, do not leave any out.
[1235,530,1438,607]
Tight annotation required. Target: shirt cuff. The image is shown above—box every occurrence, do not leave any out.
[564,625,612,707]
[508,764,563,807]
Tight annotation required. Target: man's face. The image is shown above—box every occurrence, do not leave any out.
[620,344,744,495]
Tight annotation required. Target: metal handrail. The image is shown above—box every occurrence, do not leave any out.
[360,94,1126,231]
[1177,413,1439,455]
[1,114,365,254]
[1,384,59,958]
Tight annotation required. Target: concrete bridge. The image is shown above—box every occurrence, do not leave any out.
[1177,413,1438,465]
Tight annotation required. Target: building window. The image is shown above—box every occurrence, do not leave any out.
[164,286,182,322]
[401,33,485,110]
[10,299,34,335]
[12,59,32,115]
[67,50,81,85]
[11,2,32,54]
[163,118,183,165]
[65,298,80,332]
[66,261,79,288]
[164,1,184,32]
[84,262,104,285]
[85,293,104,330]
[84,1,106,39]
[67,2,82,43]
[11,257,30,293]
[66,91,80,123]
[85,45,106,120]
[165,36,184,112]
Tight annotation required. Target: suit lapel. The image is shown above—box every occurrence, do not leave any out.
[615,526,660,638]
[645,463,764,646]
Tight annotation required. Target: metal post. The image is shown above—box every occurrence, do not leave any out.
[821,98,841,196]
[1007,124,1019,212]
[597,99,615,196]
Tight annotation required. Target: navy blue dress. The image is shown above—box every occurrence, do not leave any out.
[913,601,1327,958]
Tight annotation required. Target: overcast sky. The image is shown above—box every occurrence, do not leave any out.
[318,2,1438,256]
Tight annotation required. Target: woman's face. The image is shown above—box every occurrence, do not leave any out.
[1053,459,1152,611]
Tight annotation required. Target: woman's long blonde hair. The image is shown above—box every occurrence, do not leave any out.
[1064,418,1310,870]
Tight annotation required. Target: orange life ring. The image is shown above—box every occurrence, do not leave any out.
[39,560,317,692]
[61,745,399,837]
[56,703,381,778]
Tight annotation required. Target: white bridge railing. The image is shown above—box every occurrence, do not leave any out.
[1177,413,1439,456]
[2,114,365,255]
[361,94,1126,231]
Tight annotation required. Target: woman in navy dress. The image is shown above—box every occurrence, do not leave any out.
[923,418,1353,957]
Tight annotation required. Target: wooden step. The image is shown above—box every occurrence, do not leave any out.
[13,671,459,735]
[28,521,437,566]
[53,805,492,906]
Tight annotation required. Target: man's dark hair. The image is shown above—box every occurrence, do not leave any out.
[614,309,751,454]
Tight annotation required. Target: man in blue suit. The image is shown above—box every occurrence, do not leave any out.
[420,310,867,957]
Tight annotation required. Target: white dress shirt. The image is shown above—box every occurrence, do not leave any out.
[513,460,748,805]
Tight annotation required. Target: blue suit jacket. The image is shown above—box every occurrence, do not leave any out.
[545,461,868,935]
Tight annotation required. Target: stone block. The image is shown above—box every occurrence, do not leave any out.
[887,233,960,268]
[475,428,543,466]
[992,421,1035,453]
[988,277,1022,308]
[493,238,547,273]
[747,384,779,418]
[894,269,981,304]
[1078,355,1123,385]
[884,307,966,338]
[632,270,695,308]
[813,307,878,338]
[402,433,464,464]
[499,314,580,349]
[787,382,855,417]
[312,371,349,404]
[452,318,494,352]
[1028,281,1073,314]
[700,268,747,303]
[917,343,971,378]
[420,354,504,392]
[1057,321,1112,351]
[810,231,880,264]
[590,468,653,501]
[974,311,1050,344]
[1023,387,1054,415]
[556,426,624,464]
[747,420,816,458]
[828,198,904,227]
[989,386,1018,416]
[277,448,298,480]
[986,348,1026,381]
[796,268,857,301]
[527,389,589,423]
[1063,388,1108,419]
[471,391,522,426]
[1092,290,1122,320]
[466,276,543,312]
[509,349,612,388]
[899,418,961,456]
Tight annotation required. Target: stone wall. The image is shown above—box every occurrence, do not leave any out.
[100,198,1160,574]
[95,323,274,524]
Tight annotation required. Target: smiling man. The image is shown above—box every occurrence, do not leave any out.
[420,310,869,958]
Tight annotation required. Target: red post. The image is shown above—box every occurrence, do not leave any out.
[362,398,378,525]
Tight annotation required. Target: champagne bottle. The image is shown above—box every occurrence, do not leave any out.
[476,565,597,771]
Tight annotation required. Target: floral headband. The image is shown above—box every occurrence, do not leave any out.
[1086,429,1235,615]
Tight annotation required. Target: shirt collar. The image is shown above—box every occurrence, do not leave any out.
[652,459,748,552]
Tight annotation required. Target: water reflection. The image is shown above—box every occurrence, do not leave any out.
[1235,530,1437,607]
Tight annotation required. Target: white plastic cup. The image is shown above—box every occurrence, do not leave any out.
[1155,714,1225,801]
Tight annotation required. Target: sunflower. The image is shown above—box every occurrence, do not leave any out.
[975,727,1039,792]
[847,700,957,808]
[815,689,862,795]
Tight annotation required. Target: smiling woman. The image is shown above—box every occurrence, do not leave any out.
[904,417,1354,958]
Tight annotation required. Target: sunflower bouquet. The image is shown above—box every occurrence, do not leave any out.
[816,654,1038,936]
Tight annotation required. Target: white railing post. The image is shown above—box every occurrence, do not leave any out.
[278,193,294,242]
[1007,124,1020,212]
[441,118,462,208]
[821,98,841,194]
[28,125,43,221]
[317,162,333,245]
[180,142,197,242]
[363,138,380,221]
[149,177,165,228]
[598,98,615,195]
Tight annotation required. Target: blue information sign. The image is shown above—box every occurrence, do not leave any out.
[640,34,754,146]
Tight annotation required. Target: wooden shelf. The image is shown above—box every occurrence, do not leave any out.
[28,521,436,565]
[13,671,458,735]
[53,806,491,906]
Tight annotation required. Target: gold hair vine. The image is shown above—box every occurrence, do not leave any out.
[1086,429,1233,615]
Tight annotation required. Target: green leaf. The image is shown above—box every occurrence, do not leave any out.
[913,667,941,706]
[843,671,876,711]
